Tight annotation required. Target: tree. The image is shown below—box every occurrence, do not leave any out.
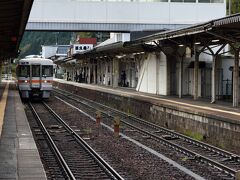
[227,0,240,15]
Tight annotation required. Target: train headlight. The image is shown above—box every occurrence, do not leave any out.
[44,80,47,83]
[24,80,28,83]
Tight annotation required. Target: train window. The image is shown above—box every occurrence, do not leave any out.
[198,0,210,2]
[32,65,40,77]
[19,65,30,77]
[42,65,53,77]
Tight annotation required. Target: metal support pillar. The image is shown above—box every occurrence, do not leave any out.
[233,48,239,107]
[110,60,113,86]
[88,65,91,84]
[105,61,108,86]
[207,44,225,104]
[179,57,183,98]
[156,53,160,95]
[93,64,96,84]
[194,52,200,100]
[101,62,104,85]
[112,58,119,88]
[211,55,217,103]
[97,62,101,84]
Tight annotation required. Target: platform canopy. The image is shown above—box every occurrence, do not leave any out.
[73,42,157,60]
[127,13,240,48]
[70,13,240,63]
[0,0,34,59]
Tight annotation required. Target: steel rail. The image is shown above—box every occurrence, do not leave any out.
[54,88,240,160]
[53,88,240,177]
[69,97,238,176]
[28,102,76,180]
[121,120,238,176]
[42,101,124,180]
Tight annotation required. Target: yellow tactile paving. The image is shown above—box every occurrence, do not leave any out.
[0,82,9,137]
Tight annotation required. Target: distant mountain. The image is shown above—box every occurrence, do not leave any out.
[19,32,72,58]
[19,31,109,59]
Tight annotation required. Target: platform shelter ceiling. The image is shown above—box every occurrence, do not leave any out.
[0,0,34,59]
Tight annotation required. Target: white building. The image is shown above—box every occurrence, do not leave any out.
[27,0,226,31]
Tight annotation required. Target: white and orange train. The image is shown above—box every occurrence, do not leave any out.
[16,57,54,99]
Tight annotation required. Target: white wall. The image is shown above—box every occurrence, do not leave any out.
[158,52,168,95]
[175,53,214,97]
[42,46,58,59]
[221,57,234,96]
[137,53,156,93]
[110,33,130,42]
[137,52,168,95]
[29,0,226,25]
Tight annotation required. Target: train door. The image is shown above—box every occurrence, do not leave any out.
[30,64,42,91]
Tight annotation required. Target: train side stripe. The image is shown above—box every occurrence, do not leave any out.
[18,80,53,83]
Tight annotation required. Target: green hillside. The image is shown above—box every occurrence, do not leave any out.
[19,31,109,59]
[19,32,72,58]
[227,0,240,14]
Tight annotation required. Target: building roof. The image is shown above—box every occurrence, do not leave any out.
[0,0,34,59]
[127,13,240,47]
[64,13,240,63]
[78,38,97,45]
[73,42,156,60]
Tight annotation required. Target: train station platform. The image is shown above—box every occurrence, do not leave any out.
[53,79,240,154]
[54,79,240,121]
[0,81,46,180]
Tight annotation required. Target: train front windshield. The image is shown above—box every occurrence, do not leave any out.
[19,65,30,77]
[18,65,53,77]
[42,65,53,77]
[32,65,40,77]
[32,65,53,77]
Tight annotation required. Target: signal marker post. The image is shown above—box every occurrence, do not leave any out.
[114,116,120,137]
[96,111,101,136]
[96,111,101,125]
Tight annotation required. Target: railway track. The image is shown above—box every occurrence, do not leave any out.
[53,87,240,179]
[27,106,68,179]
[28,101,124,180]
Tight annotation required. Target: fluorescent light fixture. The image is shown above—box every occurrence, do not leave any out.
[212,39,219,42]
[194,42,201,45]
[132,52,144,56]
[178,44,184,47]
[116,54,126,59]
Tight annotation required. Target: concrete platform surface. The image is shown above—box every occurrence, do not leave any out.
[0,81,46,180]
[54,79,240,153]
[54,78,240,123]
